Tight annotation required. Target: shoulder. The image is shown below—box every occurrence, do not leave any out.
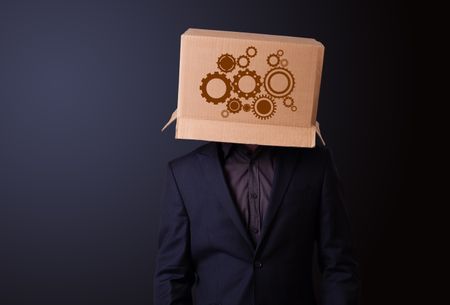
[281,144,332,163]
[302,145,333,162]
[276,145,336,177]
[167,142,216,171]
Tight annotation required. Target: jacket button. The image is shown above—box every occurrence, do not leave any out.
[254,261,263,268]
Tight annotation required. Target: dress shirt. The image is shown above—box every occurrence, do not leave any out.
[220,142,276,246]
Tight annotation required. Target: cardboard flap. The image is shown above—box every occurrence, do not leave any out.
[161,109,178,132]
[315,121,326,146]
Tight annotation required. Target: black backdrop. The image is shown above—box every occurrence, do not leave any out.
[0,0,413,304]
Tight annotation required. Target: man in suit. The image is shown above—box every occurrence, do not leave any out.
[153,141,359,305]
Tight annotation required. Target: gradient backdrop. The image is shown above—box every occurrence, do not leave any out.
[0,0,413,304]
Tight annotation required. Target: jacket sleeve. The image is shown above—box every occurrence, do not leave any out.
[318,149,359,305]
[153,163,194,305]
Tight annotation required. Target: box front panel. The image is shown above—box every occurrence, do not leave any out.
[178,34,323,128]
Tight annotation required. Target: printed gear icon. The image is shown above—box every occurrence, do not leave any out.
[267,53,280,67]
[283,96,294,107]
[263,67,295,98]
[246,46,257,58]
[232,69,262,99]
[217,53,236,72]
[237,55,250,68]
[226,98,243,113]
[200,72,232,104]
[252,95,277,120]
[242,103,251,112]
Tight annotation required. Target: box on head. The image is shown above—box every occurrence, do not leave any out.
[162,28,325,147]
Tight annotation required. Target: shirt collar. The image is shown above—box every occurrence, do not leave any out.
[220,142,235,159]
[220,142,276,160]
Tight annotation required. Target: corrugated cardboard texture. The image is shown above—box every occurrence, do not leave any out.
[169,28,324,147]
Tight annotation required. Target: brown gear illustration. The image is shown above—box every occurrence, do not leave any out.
[221,109,230,117]
[277,49,284,56]
[246,46,257,57]
[252,95,276,120]
[242,103,251,112]
[200,72,232,104]
[291,105,298,112]
[237,55,250,68]
[226,98,243,113]
[283,96,294,107]
[232,69,262,99]
[263,67,295,98]
[280,58,288,67]
[267,53,280,67]
[217,54,236,72]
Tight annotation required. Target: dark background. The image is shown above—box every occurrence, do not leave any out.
[0,0,413,304]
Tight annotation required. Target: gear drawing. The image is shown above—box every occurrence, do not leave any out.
[267,53,280,67]
[252,95,276,120]
[217,54,236,72]
[200,72,232,104]
[200,46,295,120]
[283,96,294,107]
[232,69,262,99]
[246,46,257,58]
[237,55,250,68]
[226,98,242,113]
[264,67,295,98]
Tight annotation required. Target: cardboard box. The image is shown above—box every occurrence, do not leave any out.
[162,28,325,147]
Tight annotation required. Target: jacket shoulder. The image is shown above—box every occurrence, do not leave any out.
[167,142,215,170]
[300,145,332,159]
[290,145,335,173]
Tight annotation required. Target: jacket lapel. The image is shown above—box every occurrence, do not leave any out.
[197,143,255,253]
[256,146,301,254]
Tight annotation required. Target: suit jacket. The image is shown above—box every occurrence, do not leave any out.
[154,142,359,305]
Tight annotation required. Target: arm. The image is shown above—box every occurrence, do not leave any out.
[318,149,359,305]
[153,163,194,305]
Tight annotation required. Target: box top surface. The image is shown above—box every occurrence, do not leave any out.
[183,28,323,47]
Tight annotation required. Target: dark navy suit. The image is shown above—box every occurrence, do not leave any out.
[154,142,359,305]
